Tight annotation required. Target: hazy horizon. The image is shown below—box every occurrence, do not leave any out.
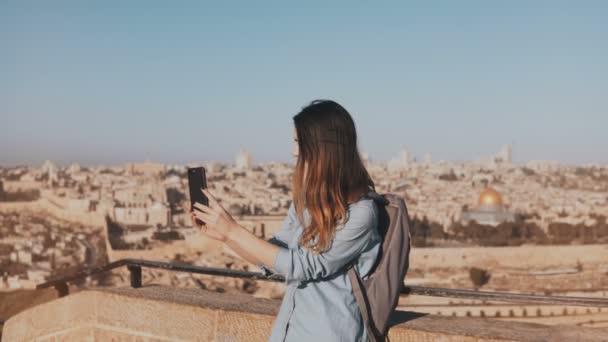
[0,152,603,169]
[2,2,607,166]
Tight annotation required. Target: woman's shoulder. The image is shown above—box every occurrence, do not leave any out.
[345,197,378,223]
[348,196,376,210]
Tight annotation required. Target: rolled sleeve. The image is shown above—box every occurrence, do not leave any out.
[267,202,297,248]
[273,247,291,275]
[272,201,377,283]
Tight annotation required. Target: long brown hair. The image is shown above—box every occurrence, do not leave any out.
[292,100,375,253]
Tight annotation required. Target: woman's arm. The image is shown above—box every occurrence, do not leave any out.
[191,189,377,281]
[272,201,378,282]
[227,203,297,267]
[219,201,378,282]
[225,225,281,268]
[191,189,281,267]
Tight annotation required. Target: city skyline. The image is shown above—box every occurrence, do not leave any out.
[0,144,602,169]
[2,2,607,166]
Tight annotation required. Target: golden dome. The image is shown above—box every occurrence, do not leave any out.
[478,187,503,206]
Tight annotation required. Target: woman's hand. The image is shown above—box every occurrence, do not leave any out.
[190,188,281,268]
[190,188,240,242]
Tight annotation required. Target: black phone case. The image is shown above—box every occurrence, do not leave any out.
[188,167,209,218]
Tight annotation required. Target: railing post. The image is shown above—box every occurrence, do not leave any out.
[54,281,69,297]
[127,265,142,288]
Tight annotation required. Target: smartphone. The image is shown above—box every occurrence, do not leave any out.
[188,167,209,225]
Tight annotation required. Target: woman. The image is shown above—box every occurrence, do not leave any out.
[191,100,381,341]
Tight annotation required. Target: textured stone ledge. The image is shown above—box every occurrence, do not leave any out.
[3,285,608,341]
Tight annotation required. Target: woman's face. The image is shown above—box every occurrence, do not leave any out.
[293,127,299,159]
[294,127,308,177]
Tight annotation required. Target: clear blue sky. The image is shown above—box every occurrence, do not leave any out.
[2,1,607,166]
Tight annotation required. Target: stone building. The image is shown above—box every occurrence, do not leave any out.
[460,187,516,226]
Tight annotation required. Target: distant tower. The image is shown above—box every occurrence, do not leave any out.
[388,147,413,172]
[361,152,370,168]
[399,148,412,166]
[498,145,512,165]
[68,163,81,174]
[423,153,432,166]
[42,160,58,187]
[235,149,253,170]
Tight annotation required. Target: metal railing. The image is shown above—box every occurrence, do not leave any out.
[36,258,608,308]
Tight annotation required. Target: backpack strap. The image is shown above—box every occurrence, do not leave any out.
[348,265,385,342]
[364,190,390,206]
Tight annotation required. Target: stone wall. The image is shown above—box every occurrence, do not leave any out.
[0,199,105,227]
[4,285,607,341]
[411,244,608,270]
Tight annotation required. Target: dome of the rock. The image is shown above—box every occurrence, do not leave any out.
[478,187,503,206]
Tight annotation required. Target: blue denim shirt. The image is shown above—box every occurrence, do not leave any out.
[265,198,381,342]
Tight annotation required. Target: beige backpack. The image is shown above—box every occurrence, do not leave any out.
[348,191,412,342]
